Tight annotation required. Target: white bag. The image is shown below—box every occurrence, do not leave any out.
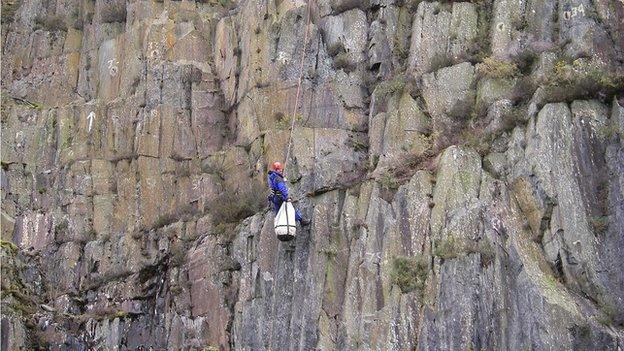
[274,201,296,241]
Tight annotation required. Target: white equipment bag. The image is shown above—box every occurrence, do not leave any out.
[274,201,296,241]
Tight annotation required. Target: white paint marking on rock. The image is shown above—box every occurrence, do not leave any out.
[148,42,160,59]
[108,59,119,76]
[564,4,585,20]
[87,111,95,132]
[277,51,289,65]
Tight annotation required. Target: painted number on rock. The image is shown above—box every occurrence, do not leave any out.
[107,59,119,76]
[564,4,585,20]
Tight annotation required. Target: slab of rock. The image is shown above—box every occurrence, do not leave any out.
[408,2,478,75]
[422,62,476,121]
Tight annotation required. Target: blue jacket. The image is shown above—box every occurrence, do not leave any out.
[267,170,289,201]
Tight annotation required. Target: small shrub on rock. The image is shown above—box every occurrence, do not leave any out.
[169,241,187,267]
[333,52,355,72]
[374,73,407,98]
[590,216,609,235]
[378,172,399,190]
[596,301,619,326]
[100,2,127,23]
[2,0,21,24]
[274,112,302,130]
[1,240,18,253]
[213,222,235,237]
[544,58,624,102]
[347,135,368,152]
[70,8,83,29]
[207,182,266,228]
[434,235,460,259]
[327,42,345,57]
[391,255,429,294]
[459,126,491,156]
[598,122,620,139]
[476,57,519,79]
[434,235,495,265]
[34,14,68,32]
[154,213,177,229]
[85,228,98,241]
[218,0,233,8]
[54,220,69,237]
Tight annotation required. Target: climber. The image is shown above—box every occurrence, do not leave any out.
[267,161,310,226]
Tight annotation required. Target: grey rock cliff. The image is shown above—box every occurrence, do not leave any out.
[1,0,623,350]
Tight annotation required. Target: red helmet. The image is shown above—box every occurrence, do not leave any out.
[271,161,283,172]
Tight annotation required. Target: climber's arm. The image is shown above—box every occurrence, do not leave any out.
[276,180,289,201]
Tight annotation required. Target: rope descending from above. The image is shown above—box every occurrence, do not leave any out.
[266,4,313,351]
[282,0,313,179]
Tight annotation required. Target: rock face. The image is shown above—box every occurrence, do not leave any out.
[1,0,623,350]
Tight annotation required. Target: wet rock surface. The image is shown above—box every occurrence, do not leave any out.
[1,0,623,350]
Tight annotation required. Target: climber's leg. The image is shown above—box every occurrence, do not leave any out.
[273,198,309,226]
[295,209,303,222]
[271,198,281,213]
[295,208,310,226]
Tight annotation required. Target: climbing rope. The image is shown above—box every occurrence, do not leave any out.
[282,0,313,179]
[266,6,313,350]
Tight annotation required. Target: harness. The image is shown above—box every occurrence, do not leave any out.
[269,188,283,199]
[268,172,285,201]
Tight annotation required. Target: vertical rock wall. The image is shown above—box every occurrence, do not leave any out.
[1,0,623,350]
